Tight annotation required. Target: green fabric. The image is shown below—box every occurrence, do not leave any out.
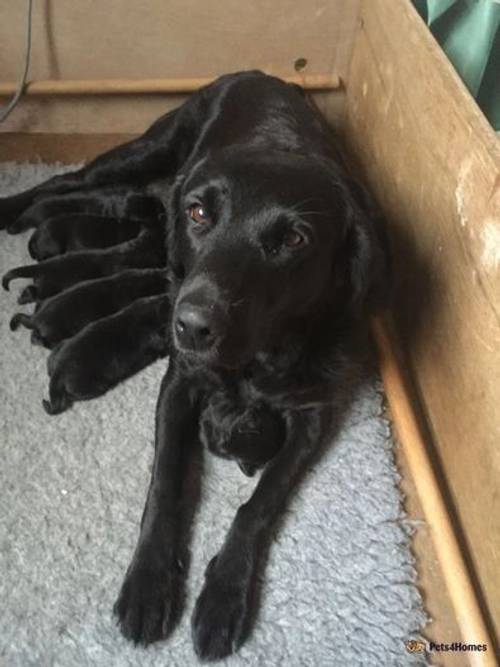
[413,0,500,129]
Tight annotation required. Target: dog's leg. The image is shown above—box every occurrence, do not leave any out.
[114,360,199,645]
[191,408,329,661]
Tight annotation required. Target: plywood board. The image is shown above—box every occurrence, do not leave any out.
[0,0,357,133]
[392,408,466,666]
[0,96,185,135]
[344,0,500,646]
[0,90,346,137]
[0,132,137,163]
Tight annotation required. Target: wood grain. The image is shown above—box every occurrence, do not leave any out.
[0,133,138,163]
[0,74,340,96]
[344,0,500,646]
[373,316,496,665]
[0,0,357,133]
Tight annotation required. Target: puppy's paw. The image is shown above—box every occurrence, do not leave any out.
[42,393,73,415]
[192,565,250,661]
[114,566,180,646]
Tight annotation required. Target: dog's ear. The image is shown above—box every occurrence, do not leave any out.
[341,180,392,315]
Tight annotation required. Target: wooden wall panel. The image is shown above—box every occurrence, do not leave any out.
[0,0,356,134]
[343,0,500,643]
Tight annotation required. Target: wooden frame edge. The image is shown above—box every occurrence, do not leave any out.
[0,74,341,97]
[371,314,497,666]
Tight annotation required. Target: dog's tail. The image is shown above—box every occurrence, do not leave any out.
[2,264,39,291]
[9,313,33,332]
[43,371,73,416]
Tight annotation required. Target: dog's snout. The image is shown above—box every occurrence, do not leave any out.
[175,302,219,352]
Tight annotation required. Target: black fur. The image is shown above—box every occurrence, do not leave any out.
[28,213,142,260]
[43,294,170,414]
[0,71,390,660]
[10,268,168,348]
[5,187,164,234]
[3,225,165,302]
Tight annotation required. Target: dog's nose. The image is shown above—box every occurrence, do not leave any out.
[175,303,218,352]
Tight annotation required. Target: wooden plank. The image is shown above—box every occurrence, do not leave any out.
[0,88,346,139]
[374,316,496,665]
[0,133,137,163]
[0,96,185,135]
[0,74,340,96]
[0,0,358,133]
[344,0,500,646]
[392,412,463,667]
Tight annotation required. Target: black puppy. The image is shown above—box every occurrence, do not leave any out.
[28,213,142,261]
[3,225,165,303]
[10,268,168,348]
[4,186,164,234]
[199,392,286,476]
[44,294,170,415]
[0,71,389,660]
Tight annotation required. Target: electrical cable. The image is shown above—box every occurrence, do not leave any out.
[0,0,33,123]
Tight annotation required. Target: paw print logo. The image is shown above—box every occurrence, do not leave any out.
[405,639,426,653]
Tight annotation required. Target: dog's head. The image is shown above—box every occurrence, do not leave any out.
[167,147,388,369]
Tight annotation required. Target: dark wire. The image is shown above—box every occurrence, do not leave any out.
[0,0,34,123]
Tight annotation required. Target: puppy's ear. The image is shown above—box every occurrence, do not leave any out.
[342,182,392,315]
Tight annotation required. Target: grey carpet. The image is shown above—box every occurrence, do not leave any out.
[0,163,428,666]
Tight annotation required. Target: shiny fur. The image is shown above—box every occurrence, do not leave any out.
[0,71,389,661]
[10,268,167,349]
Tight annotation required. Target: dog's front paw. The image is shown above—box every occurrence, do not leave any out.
[192,564,251,661]
[114,565,180,646]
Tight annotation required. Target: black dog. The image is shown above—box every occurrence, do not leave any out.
[3,225,165,303]
[0,71,389,660]
[10,268,168,348]
[44,294,170,414]
[28,213,142,260]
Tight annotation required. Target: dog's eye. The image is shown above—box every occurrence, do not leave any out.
[187,204,211,225]
[283,230,306,248]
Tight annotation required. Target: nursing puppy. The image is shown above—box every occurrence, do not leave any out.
[44,294,170,415]
[10,268,168,348]
[3,226,165,303]
[0,71,389,660]
[5,187,163,235]
[28,213,142,261]
[199,392,286,477]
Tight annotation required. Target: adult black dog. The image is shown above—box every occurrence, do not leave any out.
[0,71,389,660]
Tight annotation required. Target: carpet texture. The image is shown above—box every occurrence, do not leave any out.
[0,163,428,666]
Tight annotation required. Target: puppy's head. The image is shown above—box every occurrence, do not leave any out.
[167,147,388,369]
